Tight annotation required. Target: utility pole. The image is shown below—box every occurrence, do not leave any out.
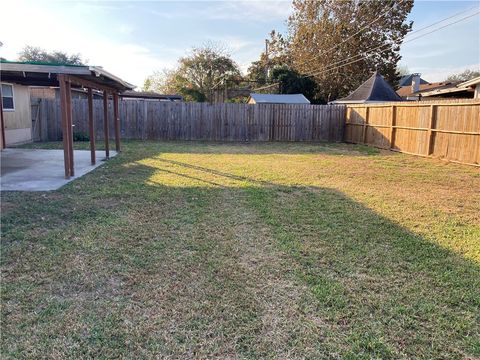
[265,39,269,82]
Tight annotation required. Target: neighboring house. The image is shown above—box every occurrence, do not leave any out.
[1,82,32,145]
[330,72,402,104]
[397,73,436,100]
[397,74,480,100]
[417,76,480,99]
[461,76,480,98]
[398,73,429,87]
[397,81,454,100]
[247,93,310,104]
[397,73,460,100]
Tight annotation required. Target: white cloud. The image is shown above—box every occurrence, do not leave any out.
[147,0,292,22]
[202,1,292,22]
[0,1,175,89]
[0,0,295,87]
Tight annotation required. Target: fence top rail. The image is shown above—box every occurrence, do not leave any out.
[346,101,480,108]
[47,98,347,108]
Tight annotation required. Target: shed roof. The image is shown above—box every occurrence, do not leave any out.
[248,93,310,104]
[0,60,134,92]
[332,72,402,103]
[120,91,183,101]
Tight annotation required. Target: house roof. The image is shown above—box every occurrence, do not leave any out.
[0,60,134,92]
[459,76,480,88]
[396,81,454,97]
[248,93,310,104]
[397,77,480,98]
[120,91,183,101]
[332,72,402,103]
[399,74,429,87]
[417,81,474,97]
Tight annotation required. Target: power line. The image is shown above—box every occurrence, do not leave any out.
[294,0,406,70]
[302,5,479,77]
[300,4,478,77]
[405,4,478,35]
[252,82,280,92]
[239,4,478,79]
[301,10,480,79]
[303,10,480,79]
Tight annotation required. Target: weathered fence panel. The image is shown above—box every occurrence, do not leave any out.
[36,99,346,142]
[345,101,480,166]
[35,98,479,165]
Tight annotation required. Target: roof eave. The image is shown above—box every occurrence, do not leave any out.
[419,86,473,97]
[88,66,135,90]
[459,76,480,88]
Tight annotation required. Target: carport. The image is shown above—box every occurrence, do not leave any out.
[0,61,134,180]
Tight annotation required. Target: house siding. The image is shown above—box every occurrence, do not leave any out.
[2,83,32,145]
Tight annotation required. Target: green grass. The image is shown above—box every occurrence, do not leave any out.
[2,141,479,358]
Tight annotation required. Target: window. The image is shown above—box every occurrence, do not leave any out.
[1,84,14,111]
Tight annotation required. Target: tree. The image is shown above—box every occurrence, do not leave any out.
[396,64,410,77]
[18,46,84,65]
[143,69,176,93]
[286,0,413,102]
[445,69,480,82]
[144,43,241,102]
[271,66,317,100]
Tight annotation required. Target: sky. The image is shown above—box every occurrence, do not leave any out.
[0,0,479,88]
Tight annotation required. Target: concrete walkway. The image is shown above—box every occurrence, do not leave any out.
[1,149,117,191]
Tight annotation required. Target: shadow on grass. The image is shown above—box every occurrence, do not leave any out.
[1,145,478,359]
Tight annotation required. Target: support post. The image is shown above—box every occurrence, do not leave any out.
[0,84,6,149]
[66,79,74,176]
[87,88,96,164]
[426,104,436,156]
[58,74,71,179]
[389,105,396,149]
[362,106,369,144]
[113,93,121,152]
[103,90,110,159]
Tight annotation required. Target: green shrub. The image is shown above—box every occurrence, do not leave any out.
[72,131,90,142]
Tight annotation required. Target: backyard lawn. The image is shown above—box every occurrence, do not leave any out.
[1,141,479,359]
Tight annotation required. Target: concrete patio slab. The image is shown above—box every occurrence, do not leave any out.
[1,149,117,191]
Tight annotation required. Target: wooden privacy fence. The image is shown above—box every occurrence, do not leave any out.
[345,101,480,166]
[36,99,346,142]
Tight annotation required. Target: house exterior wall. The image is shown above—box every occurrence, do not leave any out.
[2,83,32,145]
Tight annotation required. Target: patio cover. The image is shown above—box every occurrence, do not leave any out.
[0,60,134,179]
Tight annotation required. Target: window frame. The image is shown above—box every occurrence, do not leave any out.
[1,83,15,112]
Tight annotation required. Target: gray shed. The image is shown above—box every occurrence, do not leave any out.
[247,93,310,104]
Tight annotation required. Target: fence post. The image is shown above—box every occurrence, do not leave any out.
[142,100,148,140]
[426,104,436,156]
[389,105,396,149]
[362,106,369,144]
